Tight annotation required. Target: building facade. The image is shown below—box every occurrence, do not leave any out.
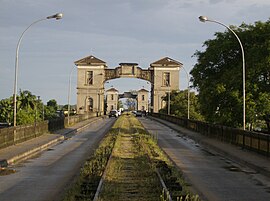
[137,88,149,112]
[106,88,119,112]
[75,55,182,114]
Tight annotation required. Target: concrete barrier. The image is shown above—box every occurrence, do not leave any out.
[152,113,270,157]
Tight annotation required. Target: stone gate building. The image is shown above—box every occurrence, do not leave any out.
[74,55,182,115]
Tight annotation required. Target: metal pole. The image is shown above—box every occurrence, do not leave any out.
[168,86,170,115]
[199,16,246,130]
[68,66,76,126]
[42,104,44,121]
[181,66,190,119]
[13,18,46,127]
[13,13,63,127]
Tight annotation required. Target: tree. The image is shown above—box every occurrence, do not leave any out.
[17,90,36,111]
[125,98,136,111]
[191,19,270,130]
[0,91,61,125]
[44,99,59,119]
[16,90,41,125]
[160,90,204,120]
[47,99,58,111]
[118,100,124,110]
[0,98,13,124]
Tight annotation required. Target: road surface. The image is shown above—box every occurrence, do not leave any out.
[139,117,270,201]
[0,118,115,201]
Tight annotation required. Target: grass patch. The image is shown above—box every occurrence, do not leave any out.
[62,114,201,201]
[62,119,121,201]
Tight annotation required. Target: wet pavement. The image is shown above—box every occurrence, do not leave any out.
[0,117,115,201]
[0,117,103,167]
[139,117,270,201]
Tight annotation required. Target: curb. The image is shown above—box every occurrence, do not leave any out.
[6,135,64,166]
[0,117,105,167]
[63,116,104,138]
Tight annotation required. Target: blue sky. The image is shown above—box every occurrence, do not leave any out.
[0,0,269,105]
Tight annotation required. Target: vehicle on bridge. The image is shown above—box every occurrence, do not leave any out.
[109,110,118,118]
[135,110,143,117]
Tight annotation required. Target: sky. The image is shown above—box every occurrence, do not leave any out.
[0,0,270,105]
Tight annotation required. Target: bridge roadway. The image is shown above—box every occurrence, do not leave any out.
[139,117,270,201]
[0,116,269,201]
[0,117,116,201]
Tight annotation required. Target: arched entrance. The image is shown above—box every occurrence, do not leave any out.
[74,55,182,115]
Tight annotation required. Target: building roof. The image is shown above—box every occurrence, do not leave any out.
[119,63,138,66]
[74,55,106,66]
[106,87,119,92]
[150,57,183,67]
[138,88,149,93]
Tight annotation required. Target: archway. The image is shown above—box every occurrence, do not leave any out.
[74,55,182,115]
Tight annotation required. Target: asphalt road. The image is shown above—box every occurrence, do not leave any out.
[0,118,115,201]
[139,117,270,201]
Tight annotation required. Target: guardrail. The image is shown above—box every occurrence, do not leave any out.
[0,112,99,150]
[0,121,48,149]
[152,113,270,157]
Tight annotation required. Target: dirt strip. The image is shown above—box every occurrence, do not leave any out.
[97,116,162,201]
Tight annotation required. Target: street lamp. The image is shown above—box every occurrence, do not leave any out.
[67,66,76,126]
[181,66,190,119]
[199,16,246,130]
[13,13,63,127]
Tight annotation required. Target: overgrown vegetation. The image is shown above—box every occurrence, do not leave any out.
[63,118,120,201]
[63,114,201,201]
[191,19,270,131]
[0,90,61,125]
[98,115,161,201]
[160,90,204,121]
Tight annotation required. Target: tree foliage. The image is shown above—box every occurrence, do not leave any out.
[118,100,124,110]
[0,97,13,124]
[0,91,60,125]
[191,19,270,130]
[125,98,136,111]
[160,90,204,120]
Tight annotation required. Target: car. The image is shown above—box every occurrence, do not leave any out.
[0,122,11,129]
[109,110,118,118]
[135,110,143,117]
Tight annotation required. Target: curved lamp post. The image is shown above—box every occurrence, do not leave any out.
[199,16,246,130]
[13,13,63,127]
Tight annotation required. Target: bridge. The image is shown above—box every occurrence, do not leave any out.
[0,114,269,201]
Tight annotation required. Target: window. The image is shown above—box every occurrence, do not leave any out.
[163,72,170,86]
[86,71,93,85]
[111,105,114,110]
[111,94,114,100]
[142,95,145,101]
[88,97,93,112]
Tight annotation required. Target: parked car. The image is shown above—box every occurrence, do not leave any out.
[0,122,11,129]
[109,110,118,118]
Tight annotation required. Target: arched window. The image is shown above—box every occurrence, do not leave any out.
[87,97,93,112]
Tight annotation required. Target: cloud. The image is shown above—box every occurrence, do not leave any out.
[1,0,270,104]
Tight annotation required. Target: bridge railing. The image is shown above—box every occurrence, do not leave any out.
[151,113,270,157]
[0,112,98,150]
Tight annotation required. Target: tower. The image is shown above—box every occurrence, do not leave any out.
[149,57,182,113]
[75,55,106,115]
